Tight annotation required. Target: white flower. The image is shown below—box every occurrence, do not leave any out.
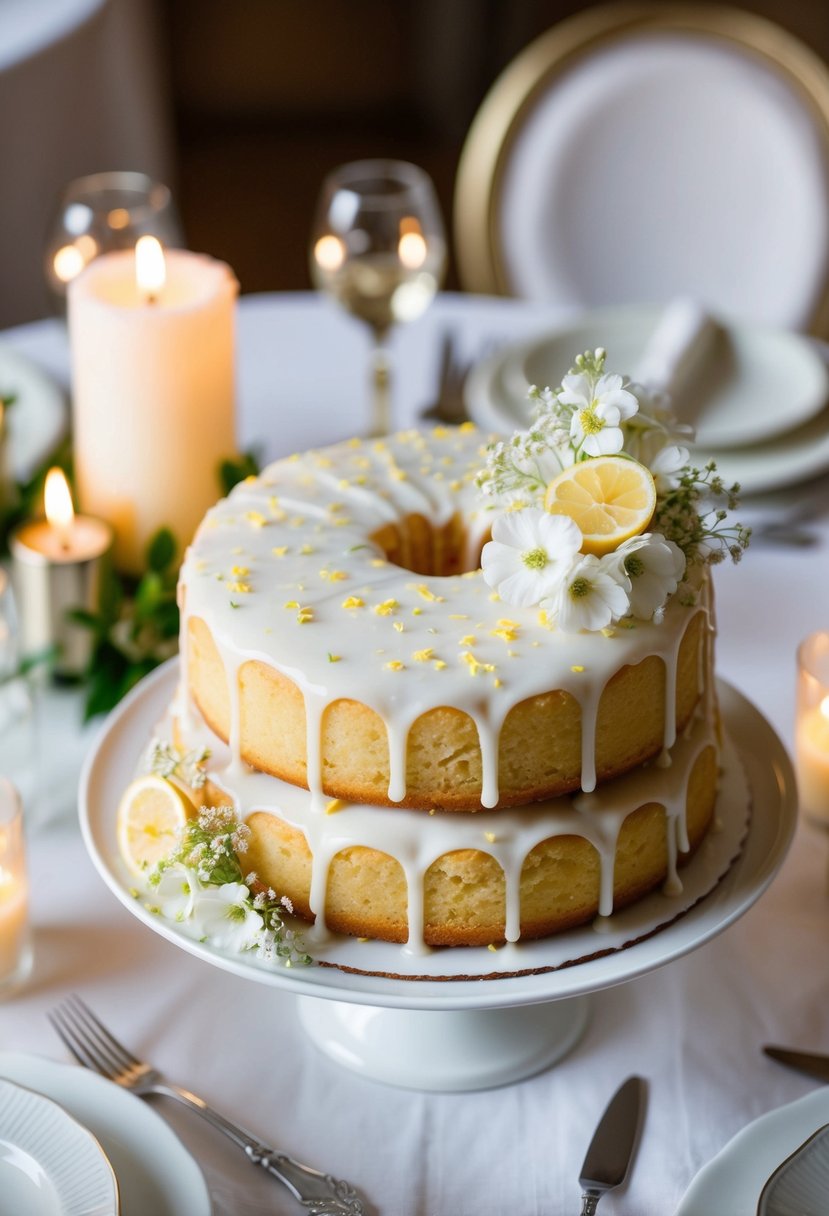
[153,864,201,923]
[609,533,687,619]
[544,554,630,632]
[560,372,639,457]
[481,509,583,607]
[649,444,689,493]
[191,882,264,951]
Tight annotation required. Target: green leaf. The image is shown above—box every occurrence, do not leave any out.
[147,528,177,573]
[219,449,261,496]
[134,571,164,620]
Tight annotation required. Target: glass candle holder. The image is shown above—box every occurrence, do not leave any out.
[44,170,184,312]
[0,780,33,996]
[796,631,829,827]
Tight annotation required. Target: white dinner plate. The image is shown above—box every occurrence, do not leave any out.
[0,344,67,482]
[676,1088,829,1216]
[0,1077,118,1215]
[498,306,829,450]
[0,1054,210,1216]
[465,323,829,496]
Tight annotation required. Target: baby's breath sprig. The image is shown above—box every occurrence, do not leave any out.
[148,739,210,790]
[653,461,751,565]
[476,428,569,506]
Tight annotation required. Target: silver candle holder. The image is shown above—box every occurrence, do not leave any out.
[10,469,112,680]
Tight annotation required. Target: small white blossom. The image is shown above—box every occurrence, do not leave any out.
[191,882,264,951]
[481,509,583,607]
[650,445,690,494]
[544,554,630,632]
[153,864,201,923]
[560,371,639,457]
[608,533,687,619]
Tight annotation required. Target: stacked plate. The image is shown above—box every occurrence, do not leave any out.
[464,304,829,496]
[0,1053,210,1216]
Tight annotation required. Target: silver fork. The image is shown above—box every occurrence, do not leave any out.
[49,995,367,1216]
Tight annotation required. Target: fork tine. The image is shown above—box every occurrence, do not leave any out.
[48,1006,116,1078]
[66,997,142,1065]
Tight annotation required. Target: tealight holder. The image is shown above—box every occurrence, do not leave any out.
[0,780,33,997]
[795,631,829,828]
[10,469,113,680]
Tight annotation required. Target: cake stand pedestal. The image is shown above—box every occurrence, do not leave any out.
[79,663,796,1094]
[296,995,591,1091]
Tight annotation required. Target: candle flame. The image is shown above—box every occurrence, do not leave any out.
[398,227,427,270]
[821,695,829,720]
[314,235,345,272]
[53,244,86,284]
[135,235,166,300]
[44,468,75,539]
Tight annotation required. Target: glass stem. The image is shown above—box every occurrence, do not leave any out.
[369,338,391,438]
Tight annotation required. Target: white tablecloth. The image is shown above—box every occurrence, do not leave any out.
[2,292,829,1216]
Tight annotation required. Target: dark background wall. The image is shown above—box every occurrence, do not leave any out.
[160,0,829,298]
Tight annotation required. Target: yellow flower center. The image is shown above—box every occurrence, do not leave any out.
[579,405,605,436]
[522,547,548,570]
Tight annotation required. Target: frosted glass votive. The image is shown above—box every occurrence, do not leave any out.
[796,631,829,828]
[0,780,33,995]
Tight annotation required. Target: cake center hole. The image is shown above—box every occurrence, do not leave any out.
[368,514,487,577]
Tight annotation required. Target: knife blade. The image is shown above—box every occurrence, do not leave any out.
[764,1044,829,1082]
[578,1076,646,1214]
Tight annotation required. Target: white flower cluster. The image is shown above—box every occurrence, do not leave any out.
[476,347,748,629]
[146,805,310,966]
[477,348,691,506]
[481,510,686,632]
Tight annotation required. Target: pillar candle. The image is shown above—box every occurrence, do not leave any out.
[68,246,238,574]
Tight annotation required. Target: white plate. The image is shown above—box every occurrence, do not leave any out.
[79,660,796,1012]
[498,306,829,449]
[759,1123,829,1216]
[480,22,829,332]
[676,1088,829,1216]
[0,1077,118,1215]
[0,1054,210,1216]
[465,325,829,496]
[0,344,67,482]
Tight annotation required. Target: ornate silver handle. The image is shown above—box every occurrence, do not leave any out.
[156,1081,367,1214]
[579,1191,601,1216]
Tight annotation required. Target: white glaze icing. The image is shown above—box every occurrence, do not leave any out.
[169,689,718,952]
[178,426,710,810]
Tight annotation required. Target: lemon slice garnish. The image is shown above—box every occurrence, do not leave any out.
[116,775,193,878]
[544,455,657,557]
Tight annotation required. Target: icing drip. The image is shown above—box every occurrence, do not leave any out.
[171,689,718,948]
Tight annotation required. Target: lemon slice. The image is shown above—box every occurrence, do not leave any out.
[116,775,193,878]
[544,455,657,556]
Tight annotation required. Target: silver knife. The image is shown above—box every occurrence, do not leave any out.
[764,1044,829,1081]
[578,1075,646,1215]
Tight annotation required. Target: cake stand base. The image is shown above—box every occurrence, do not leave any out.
[296,994,591,1091]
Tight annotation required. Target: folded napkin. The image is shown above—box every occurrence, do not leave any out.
[633,297,719,398]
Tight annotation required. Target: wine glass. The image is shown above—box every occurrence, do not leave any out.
[43,171,184,312]
[310,159,447,436]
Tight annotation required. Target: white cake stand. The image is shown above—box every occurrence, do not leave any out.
[79,662,796,1092]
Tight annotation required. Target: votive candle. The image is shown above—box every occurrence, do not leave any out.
[10,468,112,678]
[0,780,32,996]
[796,631,829,827]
